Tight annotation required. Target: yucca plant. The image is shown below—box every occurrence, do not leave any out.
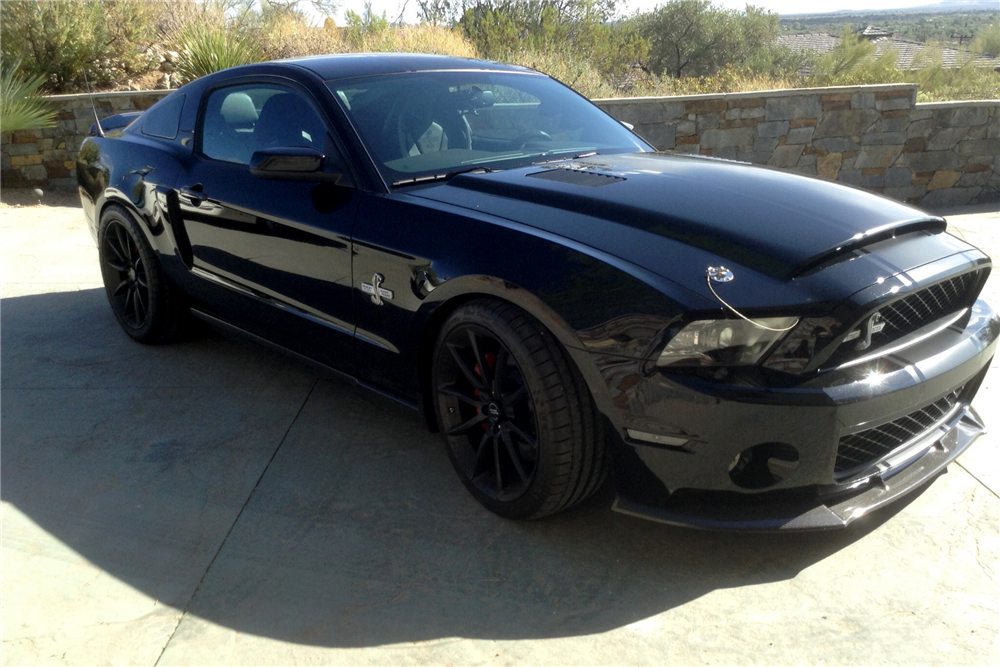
[0,58,56,136]
[175,24,265,83]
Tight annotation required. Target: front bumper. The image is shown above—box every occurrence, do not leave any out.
[580,299,998,531]
[614,405,984,530]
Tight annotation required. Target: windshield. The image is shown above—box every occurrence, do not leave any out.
[326,71,650,186]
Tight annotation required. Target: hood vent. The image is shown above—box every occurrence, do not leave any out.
[527,168,625,187]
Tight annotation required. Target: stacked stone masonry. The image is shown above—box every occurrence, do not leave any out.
[1,90,169,190]
[595,84,998,209]
[1,84,997,209]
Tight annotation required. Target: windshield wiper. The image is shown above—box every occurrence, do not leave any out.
[392,167,499,188]
[531,150,599,166]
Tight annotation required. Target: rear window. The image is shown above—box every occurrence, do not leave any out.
[141,94,185,140]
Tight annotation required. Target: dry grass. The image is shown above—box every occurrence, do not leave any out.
[40,2,992,103]
[343,23,477,57]
[257,14,345,60]
[509,49,620,98]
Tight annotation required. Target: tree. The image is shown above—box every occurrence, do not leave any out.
[638,1,786,78]
[639,0,733,78]
[417,0,457,25]
[971,23,1000,56]
[343,2,392,47]
[460,0,570,59]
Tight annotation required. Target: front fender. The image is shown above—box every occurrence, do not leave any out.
[351,191,720,415]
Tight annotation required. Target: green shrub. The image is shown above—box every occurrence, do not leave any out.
[175,24,266,83]
[971,23,1000,56]
[0,1,161,93]
[913,48,1000,101]
[0,57,55,136]
[511,48,619,99]
[343,3,393,48]
[808,29,905,86]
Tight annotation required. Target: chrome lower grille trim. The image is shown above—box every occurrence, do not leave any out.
[834,386,965,479]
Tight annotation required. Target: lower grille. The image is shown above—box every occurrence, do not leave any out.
[834,387,964,476]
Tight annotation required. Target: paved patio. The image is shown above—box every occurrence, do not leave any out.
[2,196,997,666]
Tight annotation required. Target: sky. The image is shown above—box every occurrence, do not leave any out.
[319,0,945,25]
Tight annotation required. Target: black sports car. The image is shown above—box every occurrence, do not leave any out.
[78,54,997,530]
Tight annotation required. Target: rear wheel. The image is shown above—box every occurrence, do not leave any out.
[432,299,607,519]
[98,204,185,344]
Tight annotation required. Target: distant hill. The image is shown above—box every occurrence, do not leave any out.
[783,1,999,17]
[780,5,998,48]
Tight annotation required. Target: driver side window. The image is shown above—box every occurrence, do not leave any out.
[200,85,327,165]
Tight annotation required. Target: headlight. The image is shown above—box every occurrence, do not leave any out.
[656,317,799,367]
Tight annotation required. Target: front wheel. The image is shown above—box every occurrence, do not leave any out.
[432,299,607,519]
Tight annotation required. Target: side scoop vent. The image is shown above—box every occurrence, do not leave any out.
[527,168,625,187]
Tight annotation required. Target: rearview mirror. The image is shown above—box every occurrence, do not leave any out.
[471,89,495,108]
[250,146,345,183]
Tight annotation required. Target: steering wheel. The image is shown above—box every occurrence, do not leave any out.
[508,130,552,150]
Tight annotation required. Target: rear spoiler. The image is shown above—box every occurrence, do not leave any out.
[90,111,142,136]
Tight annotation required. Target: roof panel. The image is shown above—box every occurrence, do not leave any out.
[278,53,535,80]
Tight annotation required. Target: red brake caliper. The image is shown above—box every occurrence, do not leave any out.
[475,353,498,430]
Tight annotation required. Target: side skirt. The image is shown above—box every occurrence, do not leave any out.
[189,308,420,413]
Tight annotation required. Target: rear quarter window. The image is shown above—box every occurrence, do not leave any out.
[141,94,186,140]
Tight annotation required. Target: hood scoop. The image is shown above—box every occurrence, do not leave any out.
[788,218,948,278]
[527,168,625,187]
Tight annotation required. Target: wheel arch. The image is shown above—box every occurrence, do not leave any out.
[98,189,158,246]
[414,280,597,433]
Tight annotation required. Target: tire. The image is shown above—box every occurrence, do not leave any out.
[98,204,186,344]
[432,298,608,519]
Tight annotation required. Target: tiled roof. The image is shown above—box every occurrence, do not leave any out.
[778,30,1000,72]
[857,26,894,39]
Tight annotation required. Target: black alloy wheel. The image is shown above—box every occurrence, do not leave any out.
[102,219,150,330]
[433,299,608,519]
[98,204,185,344]
[436,323,540,503]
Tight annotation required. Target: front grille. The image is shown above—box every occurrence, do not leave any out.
[834,387,963,476]
[826,270,981,368]
[878,272,977,340]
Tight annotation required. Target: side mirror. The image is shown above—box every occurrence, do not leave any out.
[250,146,344,183]
[620,120,635,131]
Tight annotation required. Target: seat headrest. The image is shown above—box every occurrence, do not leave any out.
[219,93,258,125]
[255,93,323,149]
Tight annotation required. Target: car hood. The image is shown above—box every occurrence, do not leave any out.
[409,152,960,309]
[414,152,944,279]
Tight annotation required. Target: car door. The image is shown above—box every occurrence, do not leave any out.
[176,79,361,372]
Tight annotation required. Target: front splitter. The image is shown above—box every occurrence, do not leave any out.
[613,406,985,531]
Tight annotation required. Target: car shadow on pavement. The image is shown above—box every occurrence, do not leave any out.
[2,288,922,648]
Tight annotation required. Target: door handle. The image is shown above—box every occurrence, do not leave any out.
[179,183,206,205]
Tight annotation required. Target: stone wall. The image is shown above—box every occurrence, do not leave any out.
[1,84,997,209]
[1,90,169,190]
[594,84,999,209]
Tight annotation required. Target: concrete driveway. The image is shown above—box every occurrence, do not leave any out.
[2,196,998,666]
